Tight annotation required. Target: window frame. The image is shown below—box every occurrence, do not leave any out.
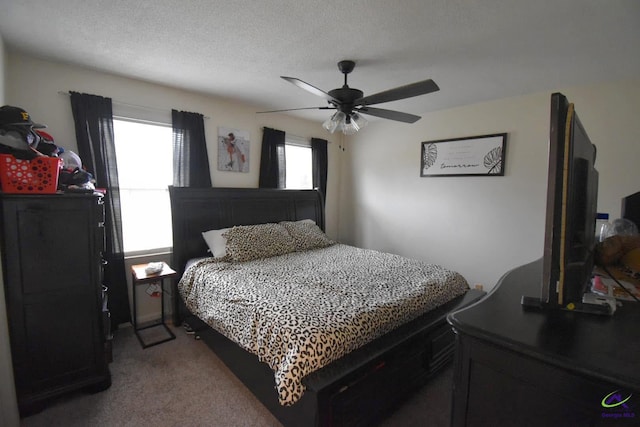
[284,134,313,190]
[112,116,174,256]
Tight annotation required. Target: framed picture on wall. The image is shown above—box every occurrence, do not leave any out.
[218,127,250,173]
[420,133,507,177]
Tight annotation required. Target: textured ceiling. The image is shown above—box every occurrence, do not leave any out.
[1,0,639,123]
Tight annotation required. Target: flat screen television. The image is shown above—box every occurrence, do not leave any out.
[522,92,611,315]
[622,191,640,229]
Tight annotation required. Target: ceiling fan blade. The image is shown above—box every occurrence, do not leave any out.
[357,106,422,123]
[281,76,342,105]
[256,106,333,114]
[356,79,439,106]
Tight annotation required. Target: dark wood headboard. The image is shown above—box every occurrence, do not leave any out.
[168,186,325,291]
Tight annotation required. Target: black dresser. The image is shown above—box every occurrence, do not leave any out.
[447,259,640,426]
[0,193,112,416]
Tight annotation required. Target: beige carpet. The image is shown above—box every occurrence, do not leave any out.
[20,324,453,427]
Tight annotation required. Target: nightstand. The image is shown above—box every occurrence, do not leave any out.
[131,263,177,348]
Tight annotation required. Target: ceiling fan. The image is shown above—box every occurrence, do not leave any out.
[258,60,439,134]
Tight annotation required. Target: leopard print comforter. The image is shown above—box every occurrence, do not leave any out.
[178,244,469,406]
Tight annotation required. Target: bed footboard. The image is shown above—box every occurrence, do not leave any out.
[185,289,485,427]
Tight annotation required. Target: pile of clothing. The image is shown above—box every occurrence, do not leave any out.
[0,105,95,191]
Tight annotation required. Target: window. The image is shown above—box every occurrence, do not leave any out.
[285,135,312,189]
[113,119,173,254]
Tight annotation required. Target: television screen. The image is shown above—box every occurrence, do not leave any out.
[522,93,610,315]
[622,191,640,229]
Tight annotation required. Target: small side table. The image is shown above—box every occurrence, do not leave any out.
[131,263,177,349]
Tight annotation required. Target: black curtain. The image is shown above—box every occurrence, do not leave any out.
[311,138,328,203]
[69,91,131,328]
[172,110,211,187]
[258,127,286,188]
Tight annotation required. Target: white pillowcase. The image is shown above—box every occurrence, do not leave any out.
[202,228,230,258]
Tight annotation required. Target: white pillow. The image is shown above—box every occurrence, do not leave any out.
[202,228,230,258]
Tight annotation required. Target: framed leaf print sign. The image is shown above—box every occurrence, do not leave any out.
[420,133,507,177]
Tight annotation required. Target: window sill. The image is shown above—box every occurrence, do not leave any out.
[124,248,172,260]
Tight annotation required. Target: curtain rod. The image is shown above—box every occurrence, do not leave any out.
[57,91,210,119]
[261,127,330,143]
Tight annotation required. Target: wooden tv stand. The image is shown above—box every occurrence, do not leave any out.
[447,259,640,426]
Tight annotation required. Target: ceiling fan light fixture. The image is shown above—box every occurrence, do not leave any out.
[323,111,368,135]
[323,111,346,133]
[341,122,358,135]
[336,112,368,135]
[350,112,368,131]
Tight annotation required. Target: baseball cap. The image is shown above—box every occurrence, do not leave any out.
[0,105,47,128]
[35,129,54,142]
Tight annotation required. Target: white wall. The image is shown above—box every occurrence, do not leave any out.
[0,34,21,427]
[341,78,640,291]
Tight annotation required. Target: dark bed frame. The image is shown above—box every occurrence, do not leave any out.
[169,186,485,427]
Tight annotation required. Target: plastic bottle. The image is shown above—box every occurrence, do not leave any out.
[595,213,610,242]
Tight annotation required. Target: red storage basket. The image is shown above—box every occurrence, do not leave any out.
[0,154,61,194]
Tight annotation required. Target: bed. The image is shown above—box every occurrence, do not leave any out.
[169,186,485,427]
